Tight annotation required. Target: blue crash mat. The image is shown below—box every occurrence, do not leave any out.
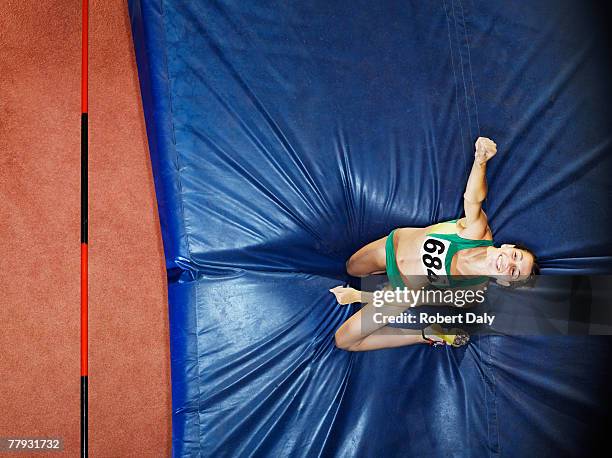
[128,1,612,456]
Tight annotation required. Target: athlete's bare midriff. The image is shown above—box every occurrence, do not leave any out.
[392,220,493,278]
[393,226,436,277]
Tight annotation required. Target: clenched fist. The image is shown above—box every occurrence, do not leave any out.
[475,137,497,165]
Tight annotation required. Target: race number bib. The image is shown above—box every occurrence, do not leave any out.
[420,236,451,287]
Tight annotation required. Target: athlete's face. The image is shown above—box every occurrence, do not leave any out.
[486,244,535,285]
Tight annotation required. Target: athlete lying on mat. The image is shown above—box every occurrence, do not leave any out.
[331,137,539,351]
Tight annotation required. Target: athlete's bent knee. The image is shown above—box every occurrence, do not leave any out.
[346,258,355,276]
[334,329,356,351]
[346,257,363,277]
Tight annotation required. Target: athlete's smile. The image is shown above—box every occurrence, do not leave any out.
[496,254,506,272]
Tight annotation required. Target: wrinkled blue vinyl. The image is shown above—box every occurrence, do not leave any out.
[128,1,612,456]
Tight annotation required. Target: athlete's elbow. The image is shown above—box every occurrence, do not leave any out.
[346,257,363,277]
[334,328,359,351]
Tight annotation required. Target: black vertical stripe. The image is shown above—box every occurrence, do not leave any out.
[81,376,88,458]
[81,113,88,244]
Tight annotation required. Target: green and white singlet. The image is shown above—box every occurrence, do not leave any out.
[385,220,493,289]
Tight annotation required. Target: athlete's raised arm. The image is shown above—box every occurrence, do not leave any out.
[460,137,497,238]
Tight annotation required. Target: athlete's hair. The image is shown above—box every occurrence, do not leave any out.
[504,243,539,288]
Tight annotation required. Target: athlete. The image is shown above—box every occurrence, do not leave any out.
[331,137,539,351]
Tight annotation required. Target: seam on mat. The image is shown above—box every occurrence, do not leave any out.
[457,0,481,136]
[442,0,469,178]
[158,0,194,261]
[158,1,201,456]
[451,0,475,143]
[450,0,471,178]
[457,4,500,454]
[486,338,501,456]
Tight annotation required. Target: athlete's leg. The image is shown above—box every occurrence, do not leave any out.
[346,235,388,277]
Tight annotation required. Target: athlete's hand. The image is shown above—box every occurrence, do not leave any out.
[329,286,362,305]
[474,137,497,165]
